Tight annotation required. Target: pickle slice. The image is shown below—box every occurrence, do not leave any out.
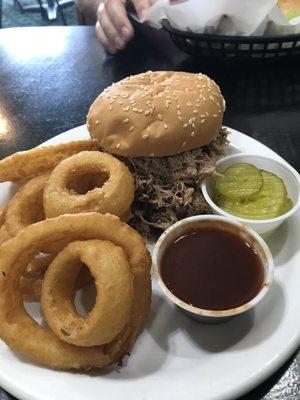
[216,171,288,220]
[215,163,263,199]
[280,198,293,215]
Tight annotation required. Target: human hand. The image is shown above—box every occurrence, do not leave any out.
[96,0,155,54]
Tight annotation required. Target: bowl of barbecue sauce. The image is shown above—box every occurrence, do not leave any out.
[153,215,273,322]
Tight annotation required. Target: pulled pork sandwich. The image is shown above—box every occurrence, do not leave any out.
[87,71,228,240]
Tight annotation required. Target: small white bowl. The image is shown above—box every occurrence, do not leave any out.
[201,154,300,236]
[153,215,274,323]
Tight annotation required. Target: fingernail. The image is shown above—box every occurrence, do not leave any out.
[139,7,147,20]
[121,26,131,40]
[115,37,125,50]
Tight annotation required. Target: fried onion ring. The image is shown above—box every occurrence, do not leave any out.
[5,174,50,238]
[41,240,133,346]
[0,207,6,227]
[0,140,99,183]
[0,213,151,369]
[43,152,135,219]
[0,206,10,246]
[0,225,11,246]
[21,254,93,303]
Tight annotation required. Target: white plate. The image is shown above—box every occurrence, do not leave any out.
[0,126,299,400]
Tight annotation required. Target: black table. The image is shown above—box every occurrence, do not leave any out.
[0,26,299,400]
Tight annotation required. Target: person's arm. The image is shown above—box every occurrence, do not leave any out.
[96,0,155,54]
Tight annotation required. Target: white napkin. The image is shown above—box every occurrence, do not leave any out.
[143,0,300,36]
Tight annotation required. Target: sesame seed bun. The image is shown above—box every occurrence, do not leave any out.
[87,71,225,158]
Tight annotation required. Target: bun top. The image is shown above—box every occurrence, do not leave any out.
[87,71,225,158]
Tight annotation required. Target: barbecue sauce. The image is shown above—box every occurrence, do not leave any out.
[161,226,264,310]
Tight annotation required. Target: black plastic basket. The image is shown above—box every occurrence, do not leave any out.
[162,19,300,60]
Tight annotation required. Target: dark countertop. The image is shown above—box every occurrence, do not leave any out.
[0,25,299,400]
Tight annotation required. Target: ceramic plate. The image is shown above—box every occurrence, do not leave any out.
[0,126,299,400]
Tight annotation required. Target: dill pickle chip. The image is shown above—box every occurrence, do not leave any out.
[280,198,293,215]
[215,163,263,199]
[216,170,289,220]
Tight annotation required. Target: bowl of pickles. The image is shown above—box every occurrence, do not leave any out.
[201,154,300,235]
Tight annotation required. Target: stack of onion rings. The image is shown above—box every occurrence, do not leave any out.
[0,213,151,370]
[43,151,135,219]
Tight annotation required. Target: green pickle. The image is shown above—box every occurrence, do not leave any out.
[279,198,293,215]
[215,163,263,199]
[215,167,293,220]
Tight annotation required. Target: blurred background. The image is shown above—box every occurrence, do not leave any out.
[1,0,77,27]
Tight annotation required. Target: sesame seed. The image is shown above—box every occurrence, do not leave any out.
[149,152,155,157]
[188,118,193,125]
[132,108,138,112]
[147,127,150,132]
[191,131,195,137]
[164,124,168,129]
[200,114,205,118]
[181,142,186,147]
[213,113,218,118]
[138,109,143,114]
[116,143,120,149]
[178,116,183,121]
[123,106,129,111]
[123,118,129,123]
[201,119,205,124]
[129,125,134,131]
[183,123,188,128]
[95,120,99,125]
[193,110,198,114]
[206,112,209,117]
[158,114,162,121]
[118,101,123,105]
[130,100,136,104]
[145,110,150,116]
[109,105,112,110]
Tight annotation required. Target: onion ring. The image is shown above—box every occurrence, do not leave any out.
[0,225,11,246]
[0,213,151,369]
[43,151,135,219]
[0,140,99,183]
[21,254,92,303]
[5,174,50,238]
[41,240,133,346]
[0,207,6,227]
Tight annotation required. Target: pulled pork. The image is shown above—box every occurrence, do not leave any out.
[119,128,229,241]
